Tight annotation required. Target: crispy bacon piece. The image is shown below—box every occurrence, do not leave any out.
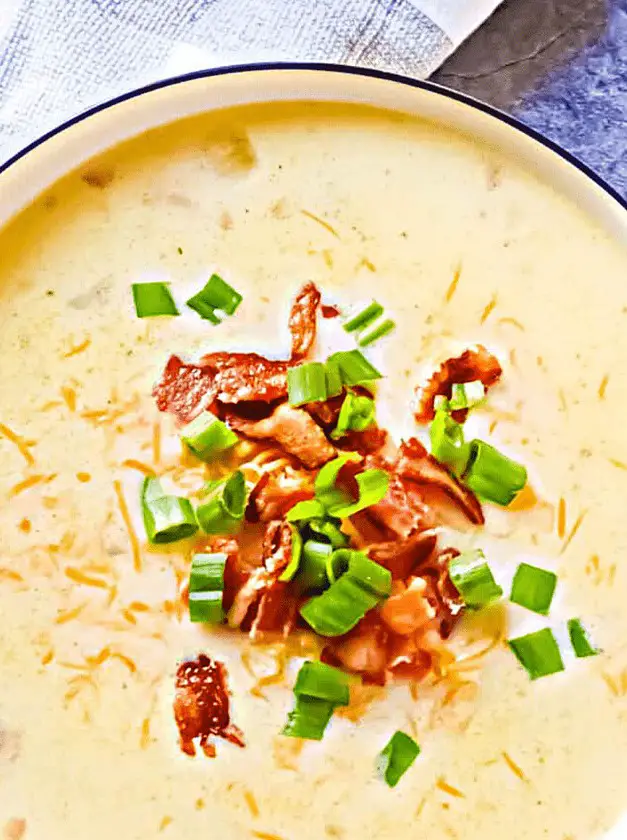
[228,403,335,468]
[173,655,244,758]
[379,577,435,635]
[153,355,215,423]
[396,438,484,525]
[421,547,465,638]
[321,613,390,684]
[200,352,290,404]
[289,281,321,360]
[246,467,314,522]
[321,303,340,319]
[364,468,436,539]
[367,531,438,580]
[415,345,502,423]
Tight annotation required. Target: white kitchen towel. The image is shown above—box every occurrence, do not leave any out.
[0,0,502,165]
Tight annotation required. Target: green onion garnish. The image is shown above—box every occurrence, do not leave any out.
[429,408,472,477]
[376,731,421,788]
[188,552,226,623]
[448,380,486,411]
[286,499,327,522]
[358,319,396,348]
[448,549,503,609]
[132,282,179,318]
[464,440,527,506]
[141,477,198,544]
[325,468,390,518]
[180,412,238,461]
[324,357,344,397]
[327,350,382,386]
[314,453,362,511]
[508,628,565,680]
[510,563,557,615]
[279,525,303,582]
[287,362,328,406]
[196,470,247,535]
[186,273,242,323]
[296,539,333,592]
[567,618,599,658]
[308,518,348,548]
[331,391,376,440]
[299,551,391,636]
[343,301,384,333]
[293,660,351,706]
[282,660,350,740]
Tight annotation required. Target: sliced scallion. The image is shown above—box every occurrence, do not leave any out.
[282,696,335,740]
[308,518,348,548]
[324,357,344,397]
[141,477,198,544]
[293,660,350,706]
[314,452,362,512]
[287,362,328,406]
[449,380,486,411]
[325,468,389,519]
[508,628,565,680]
[188,552,226,623]
[448,549,503,609]
[296,539,333,593]
[331,391,376,440]
[567,618,599,658]
[286,498,327,522]
[343,301,384,333]
[180,412,238,461]
[186,274,242,322]
[357,318,395,347]
[429,408,472,477]
[510,563,557,615]
[196,470,247,535]
[464,440,527,506]
[279,525,303,582]
[376,731,421,788]
[327,349,382,386]
[132,282,179,318]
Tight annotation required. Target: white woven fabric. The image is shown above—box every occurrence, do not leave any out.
[0,0,502,164]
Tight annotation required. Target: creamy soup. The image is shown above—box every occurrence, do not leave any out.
[1,102,627,840]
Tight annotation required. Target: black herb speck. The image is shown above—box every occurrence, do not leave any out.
[46,289,55,296]
[177,246,183,255]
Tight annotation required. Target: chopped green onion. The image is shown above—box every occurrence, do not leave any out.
[287,362,328,406]
[132,282,179,317]
[448,549,503,609]
[429,408,472,477]
[376,731,421,788]
[293,661,350,706]
[358,318,396,347]
[324,357,344,397]
[186,273,242,322]
[141,477,198,544]
[308,518,348,548]
[279,525,303,582]
[331,391,376,440]
[282,695,335,740]
[325,468,390,518]
[449,380,486,411]
[296,540,333,593]
[464,440,527,506]
[196,470,247,535]
[343,301,384,333]
[300,551,391,636]
[188,552,226,623]
[508,628,565,680]
[510,563,557,615]
[286,499,327,522]
[327,350,382,386]
[567,618,599,658]
[325,546,391,587]
[314,452,362,511]
[180,412,238,461]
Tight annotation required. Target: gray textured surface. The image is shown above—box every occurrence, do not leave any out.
[432,0,627,199]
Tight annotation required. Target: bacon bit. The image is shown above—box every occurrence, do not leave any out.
[41,649,54,665]
[321,303,340,319]
[289,281,321,361]
[414,346,502,423]
[122,459,156,476]
[111,652,137,673]
[560,510,587,555]
[598,374,610,399]
[174,655,244,758]
[300,209,340,239]
[557,497,566,539]
[63,337,91,358]
[380,578,435,635]
[65,567,108,588]
[244,790,260,818]
[436,777,465,798]
[0,422,35,466]
[3,818,26,840]
[60,385,77,411]
[444,265,461,303]
[502,751,529,782]
[55,603,87,625]
[356,257,376,272]
[18,518,31,533]
[113,480,142,573]
[159,816,173,832]
[498,317,525,331]
[9,473,56,498]
[609,458,627,471]
[480,295,498,324]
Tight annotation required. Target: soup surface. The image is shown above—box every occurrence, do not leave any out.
[1,102,627,840]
